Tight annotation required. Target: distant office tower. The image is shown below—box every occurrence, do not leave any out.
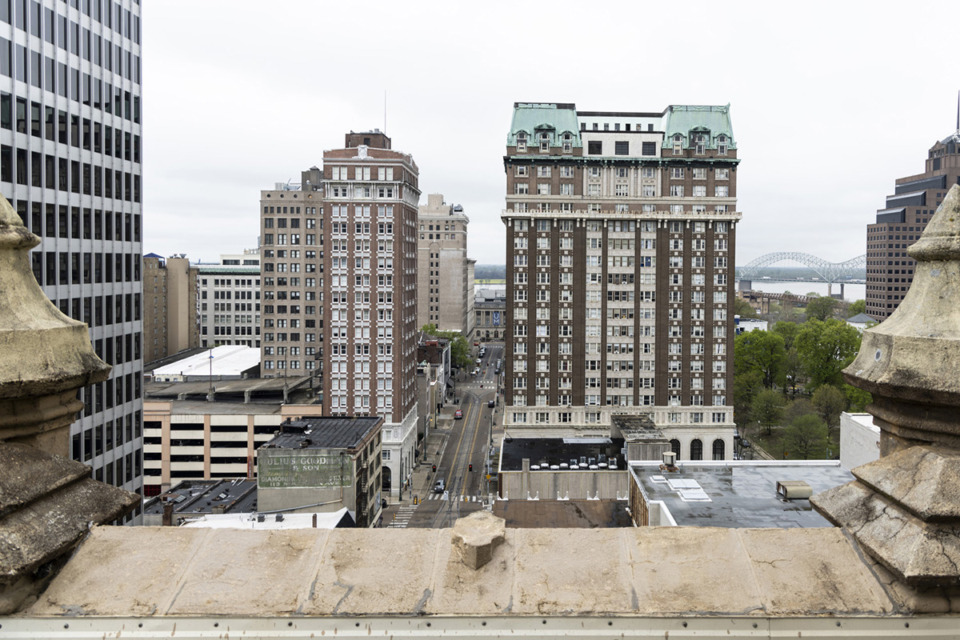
[417,193,475,336]
[866,128,960,321]
[198,250,261,348]
[502,103,740,460]
[1,1,143,512]
[259,130,420,496]
[143,254,199,363]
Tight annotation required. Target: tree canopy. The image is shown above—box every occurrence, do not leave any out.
[420,324,472,369]
[804,295,838,321]
[734,329,786,389]
[782,414,829,459]
[794,319,861,389]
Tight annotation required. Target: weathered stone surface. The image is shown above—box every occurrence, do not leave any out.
[27,523,897,618]
[813,480,960,586]
[852,445,960,521]
[625,527,761,614]
[451,511,505,570]
[511,528,632,614]
[0,443,90,517]
[737,528,894,615]
[302,529,444,615]
[167,529,330,616]
[0,472,140,584]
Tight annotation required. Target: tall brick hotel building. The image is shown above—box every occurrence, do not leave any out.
[502,103,741,460]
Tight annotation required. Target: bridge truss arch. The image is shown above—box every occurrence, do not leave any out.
[737,252,866,284]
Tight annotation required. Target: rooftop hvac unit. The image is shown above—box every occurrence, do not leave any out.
[662,451,677,467]
[776,481,813,500]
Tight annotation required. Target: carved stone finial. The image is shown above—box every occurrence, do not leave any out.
[0,194,111,456]
[0,193,137,614]
[813,184,960,608]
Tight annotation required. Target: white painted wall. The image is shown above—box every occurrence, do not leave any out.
[840,412,880,471]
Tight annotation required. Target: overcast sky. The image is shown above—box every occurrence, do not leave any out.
[143,1,960,267]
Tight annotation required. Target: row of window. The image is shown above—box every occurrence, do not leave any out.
[1,147,140,202]
[73,409,140,463]
[33,249,139,286]
[2,0,140,43]
[79,367,141,417]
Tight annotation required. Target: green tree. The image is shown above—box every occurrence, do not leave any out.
[782,414,829,459]
[421,324,473,369]
[752,388,786,435]
[733,369,763,429]
[782,347,804,396]
[784,398,816,425]
[812,385,846,428]
[848,299,866,316]
[734,297,758,319]
[844,384,872,412]
[794,319,861,389]
[734,329,786,389]
[805,295,838,321]
[772,321,800,350]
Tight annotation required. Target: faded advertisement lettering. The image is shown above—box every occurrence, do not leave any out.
[258,449,352,488]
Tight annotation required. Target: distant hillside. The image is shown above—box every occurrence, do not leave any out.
[474,264,505,280]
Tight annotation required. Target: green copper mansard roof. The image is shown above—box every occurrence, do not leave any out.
[507,103,582,148]
[663,104,737,150]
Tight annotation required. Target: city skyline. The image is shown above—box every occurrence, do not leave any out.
[143,1,960,268]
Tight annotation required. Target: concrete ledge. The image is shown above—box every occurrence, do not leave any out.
[28,523,895,618]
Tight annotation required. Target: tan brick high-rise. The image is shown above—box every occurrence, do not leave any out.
[502,103,740,460]
[417,193,474,336]
[259,130,420,496]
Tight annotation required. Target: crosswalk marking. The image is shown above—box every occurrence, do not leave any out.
[424,493,481,502]
[387,505,419,528]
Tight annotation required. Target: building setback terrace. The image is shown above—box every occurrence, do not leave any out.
[4,185,960,635]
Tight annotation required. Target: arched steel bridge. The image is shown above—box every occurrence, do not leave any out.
[737,252,867,284]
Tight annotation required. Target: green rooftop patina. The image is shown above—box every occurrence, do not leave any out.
[663,105,736,150]
[507,103,581,148]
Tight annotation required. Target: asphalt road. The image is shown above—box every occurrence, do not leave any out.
[405,343,502,528]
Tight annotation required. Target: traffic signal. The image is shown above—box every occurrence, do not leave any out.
[432,464,437,472]
[468,464,473,472]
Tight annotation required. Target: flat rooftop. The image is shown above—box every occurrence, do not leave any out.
[500,437,625,472]
[143,479,259,516]
[492,499,631,528]
[631,461,854,528]
[146,375,313,403]
[152,344,260,379]
[265,417,383,451]
[181,508,355,530]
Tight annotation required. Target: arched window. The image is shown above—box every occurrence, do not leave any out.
[670,439,681,457]
[690,439,703,461]
[712,439,725,461]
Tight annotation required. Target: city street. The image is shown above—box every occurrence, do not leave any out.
[385,343,502,528]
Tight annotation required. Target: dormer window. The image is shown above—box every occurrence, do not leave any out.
[673,134,683,155]
[718,135,728,156]
[539,132,550,152]
[562,133,572,153]
[695,134,707,155]
[516,132,527,152]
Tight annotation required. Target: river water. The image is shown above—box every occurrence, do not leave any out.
[738,280,866,303]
